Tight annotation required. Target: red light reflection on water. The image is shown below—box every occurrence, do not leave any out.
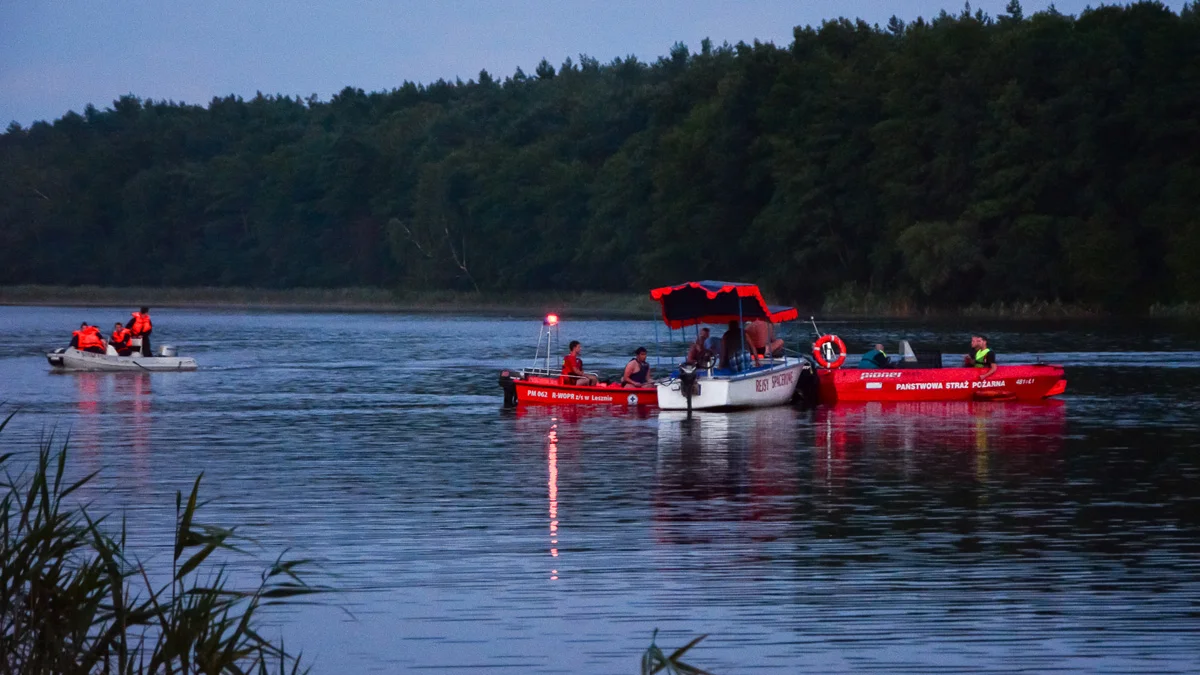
[548,423,559,580]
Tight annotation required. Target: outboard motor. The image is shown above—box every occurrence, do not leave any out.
[792,358,820,408]
[678,362,699,416]
[498,370,519,407]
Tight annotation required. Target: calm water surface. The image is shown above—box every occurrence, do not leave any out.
[1,306,1198,673]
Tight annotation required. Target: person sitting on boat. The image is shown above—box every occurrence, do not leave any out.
[686,327,715,366]
[745,318,784,359]
[110,322,133,356]
[962,335,997,379]
[562,340,599,386]
[70,323,107,354]
[129,307,153,356]
[859,343,888,369]
[720,320,745,370]
[621,347,653,388]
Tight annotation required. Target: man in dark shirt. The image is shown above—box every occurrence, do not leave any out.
[720,320,743,369]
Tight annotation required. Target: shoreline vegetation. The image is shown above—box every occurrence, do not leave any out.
[3,285,1198,319]
[4,3,1200,313]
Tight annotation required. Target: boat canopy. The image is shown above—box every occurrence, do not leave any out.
[649,280,798,329]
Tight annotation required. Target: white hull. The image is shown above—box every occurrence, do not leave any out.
[656,360,802,410]
[47,348,197,372]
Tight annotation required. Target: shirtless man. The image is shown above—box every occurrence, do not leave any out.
[745,318,785,358]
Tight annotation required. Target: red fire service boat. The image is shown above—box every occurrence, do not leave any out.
[498,314,658,408]
[806,335,1066,404]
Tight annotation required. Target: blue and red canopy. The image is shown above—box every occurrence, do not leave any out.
[649,281,798,329]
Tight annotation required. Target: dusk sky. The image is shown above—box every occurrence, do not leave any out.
[1,0,1188,126]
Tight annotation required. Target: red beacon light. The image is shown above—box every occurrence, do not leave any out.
[544,313,560,326]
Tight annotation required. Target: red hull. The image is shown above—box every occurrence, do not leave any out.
[817,364,1066,403]
[515,376,658,407]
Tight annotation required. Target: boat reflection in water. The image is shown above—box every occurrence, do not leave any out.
[813,400,1067,490]
[653,408,802,545]
[814,400,1067,453]
[71,372,154,491]
[513,404,656,582]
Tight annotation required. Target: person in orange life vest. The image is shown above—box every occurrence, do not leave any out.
[110,322,133,356]
[621,347,653,388]
[69,322,87,349]
[71,323,107,354]
[128,307,153,356]
[561,340,599,386]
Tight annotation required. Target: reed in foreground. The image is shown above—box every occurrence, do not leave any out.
[640,629,715,675]
[0,412,324,674]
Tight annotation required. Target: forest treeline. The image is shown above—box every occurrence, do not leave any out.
[2,1,1198,310]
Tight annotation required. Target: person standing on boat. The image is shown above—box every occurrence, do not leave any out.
[110,322,133,356]
[621,347,653,388]
[962,335,997,379]
[129,307,153,356]
[562,340,599,386]
[859,344,888,369]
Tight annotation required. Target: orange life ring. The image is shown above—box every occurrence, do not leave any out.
[813,334,847,369]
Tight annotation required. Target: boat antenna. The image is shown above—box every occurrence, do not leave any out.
[810,316,823,338]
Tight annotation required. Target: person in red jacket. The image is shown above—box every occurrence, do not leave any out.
[110,322,133,356]
[128,307,153,356]
[561,341,599,386]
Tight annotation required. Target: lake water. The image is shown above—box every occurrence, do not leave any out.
[1,306,1198,673]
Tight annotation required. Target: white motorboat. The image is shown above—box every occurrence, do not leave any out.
[47,343,197,372]
[657,359,804,410]
[650,281,803,411]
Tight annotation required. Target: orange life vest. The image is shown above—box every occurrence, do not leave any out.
[111,327,131,346]
[129,312,152,335]
[77,326,105,350]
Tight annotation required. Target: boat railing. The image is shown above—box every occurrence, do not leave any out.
[520,366,603,382]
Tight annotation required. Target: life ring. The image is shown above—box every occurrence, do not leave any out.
[813,334,847,369]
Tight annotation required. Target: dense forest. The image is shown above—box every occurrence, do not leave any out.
[2,1,1198,309]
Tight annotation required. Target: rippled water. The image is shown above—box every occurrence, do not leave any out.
[1,307,1198,673]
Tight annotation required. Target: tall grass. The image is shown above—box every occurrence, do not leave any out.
[640,630,714,675]
[0,412,323,674]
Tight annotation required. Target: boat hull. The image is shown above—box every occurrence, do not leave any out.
[47,348,198,372]
[657,361,802,410]
[817,364,1066,403]
[514,376,657,406]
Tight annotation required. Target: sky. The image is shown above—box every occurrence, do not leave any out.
[0,0,1189,126]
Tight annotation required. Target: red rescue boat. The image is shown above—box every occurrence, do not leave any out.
[817,364,1066,403]
[498,314,658,408]
[807,335,1067,404]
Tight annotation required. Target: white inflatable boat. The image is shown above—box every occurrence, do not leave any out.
[47,342,198,372]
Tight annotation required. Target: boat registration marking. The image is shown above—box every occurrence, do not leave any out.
[755,371,796,393]
[895,379,1006,391]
